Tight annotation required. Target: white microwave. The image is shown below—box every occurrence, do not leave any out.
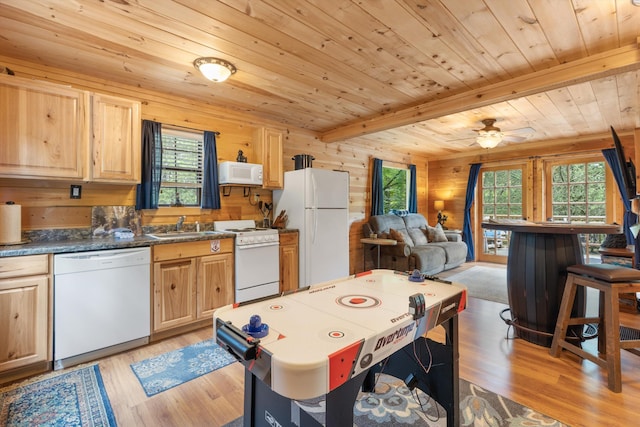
[218,161,263,185]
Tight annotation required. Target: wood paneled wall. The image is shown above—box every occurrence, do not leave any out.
[427,134,635,261]
[4,55,630,275]
[0,56,431,275]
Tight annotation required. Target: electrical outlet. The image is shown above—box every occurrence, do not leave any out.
[254,193,260,202]
[70,185,82,199]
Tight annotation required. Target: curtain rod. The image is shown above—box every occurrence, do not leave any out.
[164,123,219,135]
[468,148,606,165]
[369,156,411,166]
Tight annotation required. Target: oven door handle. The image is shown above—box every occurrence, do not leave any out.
[236,242,279,250]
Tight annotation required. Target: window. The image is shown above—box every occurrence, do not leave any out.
[548,160,607,261]
[481,169,523,221]
[382,166,409,213]
[479,166,525,257]
[159,127,204,207]
[549,161,605,223]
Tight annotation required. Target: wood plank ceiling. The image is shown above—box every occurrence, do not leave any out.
[1,0,639,157]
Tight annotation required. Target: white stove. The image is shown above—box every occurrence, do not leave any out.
[214,220,280,303]
[215,220,279,246]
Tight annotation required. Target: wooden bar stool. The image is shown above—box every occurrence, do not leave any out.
[549,264,640,393]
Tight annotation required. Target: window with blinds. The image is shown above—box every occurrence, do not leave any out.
[159,127,204,207]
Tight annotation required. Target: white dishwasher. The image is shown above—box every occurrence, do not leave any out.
[53,247,151,369]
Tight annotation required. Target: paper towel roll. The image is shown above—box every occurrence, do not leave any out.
[0,203,22,244]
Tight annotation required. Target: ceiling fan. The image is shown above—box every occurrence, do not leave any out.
[473,118,535,149]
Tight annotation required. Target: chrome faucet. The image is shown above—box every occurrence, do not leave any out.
[176,215,186,232]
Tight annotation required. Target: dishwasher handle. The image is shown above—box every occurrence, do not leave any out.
[54,247,151,275]
[63,249,148,261]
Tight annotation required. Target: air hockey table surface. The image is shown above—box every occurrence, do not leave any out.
[214,269,467,401]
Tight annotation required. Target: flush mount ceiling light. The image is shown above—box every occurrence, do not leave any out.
[475,118,503,149]
[193,57,236,82]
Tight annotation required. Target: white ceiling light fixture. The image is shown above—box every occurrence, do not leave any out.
[193,57,236,82]
[475,118,503,149]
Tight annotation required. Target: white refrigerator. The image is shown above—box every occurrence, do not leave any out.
[274,168,349,287]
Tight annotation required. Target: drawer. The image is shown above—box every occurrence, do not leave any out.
[0,254,49,279]
[279,232,298,246]
[153,239,233,261]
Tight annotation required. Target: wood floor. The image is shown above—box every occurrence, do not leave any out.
[77,263,640,426]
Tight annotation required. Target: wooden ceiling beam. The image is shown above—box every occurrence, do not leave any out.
[320,41,640,143]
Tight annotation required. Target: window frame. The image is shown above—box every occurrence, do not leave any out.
[476,163,528,262]
[158,126,205,208]
[542,154,618,262]
[381,164,410,214]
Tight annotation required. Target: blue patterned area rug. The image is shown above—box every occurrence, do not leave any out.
[0,364,116,427]
[130,339,237,397]
[223,374,566,426]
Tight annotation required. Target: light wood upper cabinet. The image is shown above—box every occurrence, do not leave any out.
[0,74,88,180]
[89,93,141,183]
[0,255,50,375]
[0,74,141,183]
[254,127,284,189]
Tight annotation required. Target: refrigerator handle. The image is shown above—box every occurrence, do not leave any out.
[311,172,317,209]
[311,172,318,243]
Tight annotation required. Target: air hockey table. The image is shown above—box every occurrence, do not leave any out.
[214,269,467,427]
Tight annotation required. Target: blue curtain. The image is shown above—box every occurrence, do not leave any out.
[408,164,417,213]
[201,131,221,210]
[371,158,384,216]
[135,120,162,210]
[463,163,482,261]
[602,148,636,249]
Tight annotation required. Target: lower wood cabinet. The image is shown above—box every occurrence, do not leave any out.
[197,253,234,319]
[152,239,233,338]
[0,255,50,380]
[279,232,299,293]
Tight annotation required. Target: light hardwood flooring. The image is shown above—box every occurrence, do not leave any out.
[74,263,640,426]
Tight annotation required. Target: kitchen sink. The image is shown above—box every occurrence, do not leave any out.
[146,231,222,240]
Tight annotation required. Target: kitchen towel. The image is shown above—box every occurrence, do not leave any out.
[0,202,21,244]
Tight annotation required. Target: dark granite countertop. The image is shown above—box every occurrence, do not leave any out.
[0,232,237,257]
[0,229,298,257]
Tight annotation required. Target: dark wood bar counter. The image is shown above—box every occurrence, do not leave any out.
[481,221,622,347]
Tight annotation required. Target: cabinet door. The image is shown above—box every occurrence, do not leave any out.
[153,258,196,332]
[0,75,88,179]
[254,127,284,189]
[90,93,141,183]
[0,276,48,372]
[197,252,233,320]
[279,232,299,293]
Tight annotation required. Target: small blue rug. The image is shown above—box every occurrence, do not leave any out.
[0,364,116,427]
[130,339,237,397]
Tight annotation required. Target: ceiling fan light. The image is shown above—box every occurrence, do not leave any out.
[476,130,503,149]
[193,57,236,82]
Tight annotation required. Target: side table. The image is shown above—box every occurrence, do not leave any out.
[361,238,397,270]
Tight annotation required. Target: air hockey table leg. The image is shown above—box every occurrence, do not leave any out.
[363,316,459,427]
[244,366,369,426]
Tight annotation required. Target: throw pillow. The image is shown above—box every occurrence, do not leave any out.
[425,224,448,243]
[389,228,404,243]
[432,223,448,242]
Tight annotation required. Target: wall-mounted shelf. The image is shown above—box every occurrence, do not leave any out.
[220,184,260,197]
